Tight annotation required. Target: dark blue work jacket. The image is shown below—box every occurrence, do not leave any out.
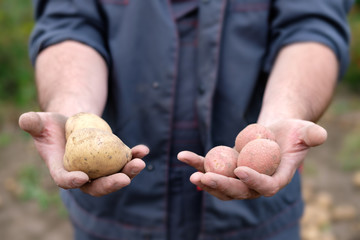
[30,0,351,239]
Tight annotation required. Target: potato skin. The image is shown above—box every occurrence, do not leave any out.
[63,128,132,179]
[237,139,281,176]
[204,146,239,177]
[235,123,275,152]
[65,112,112,140]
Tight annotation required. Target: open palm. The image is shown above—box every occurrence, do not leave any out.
[19,112,149,197]
[178,119,327,200]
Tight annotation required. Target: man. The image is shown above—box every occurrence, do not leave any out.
[19,0,352,239]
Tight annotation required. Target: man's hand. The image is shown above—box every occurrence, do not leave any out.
[177,119,327,200]
[19,112,149,197]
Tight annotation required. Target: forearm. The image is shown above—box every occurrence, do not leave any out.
[258,42,338,126]
[35,40,108,117]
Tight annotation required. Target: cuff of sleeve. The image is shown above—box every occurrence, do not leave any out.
[264,30,350,80]
[29,31,111,68]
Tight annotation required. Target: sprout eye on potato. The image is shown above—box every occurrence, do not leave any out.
[63,112,132,179]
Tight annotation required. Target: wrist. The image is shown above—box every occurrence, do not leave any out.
[41,96,103,117]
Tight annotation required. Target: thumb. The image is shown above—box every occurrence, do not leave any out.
[302,123,327,147]
[19,112,44,137]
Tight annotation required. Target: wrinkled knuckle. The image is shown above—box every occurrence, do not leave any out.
[102,179,113,190]
[244,177,258,188]
[51,168,67,187]
[52,175,66,189]
[241,189,258,199]
[102,181,116,193]
[216,183,228,193]
[264,185,280,197]
[233,193,246,200]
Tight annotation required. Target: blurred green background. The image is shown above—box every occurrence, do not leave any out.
[1,1,360,106]
[1,1,360,240]
[0,0,36,107]
[1,1,360,107]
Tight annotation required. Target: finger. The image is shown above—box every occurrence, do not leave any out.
[52,168,90,189]
[121,158,146,179]
[190,172,232,201]
[80,173,131,197]
[177,151,205,172]
[131,144,150,159]
[302,123,327,147]
[234,166,282,197]
[19,112,44,137]
[46,153,89,189]
[200,172,260,200]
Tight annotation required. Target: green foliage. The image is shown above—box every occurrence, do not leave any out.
[0,0,36,106]
[0,132,12,147]
[342,6,360,92]
[1,1,360,104]
[18,164,67,216]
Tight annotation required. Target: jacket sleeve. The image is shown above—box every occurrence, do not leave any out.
[264,0,353,79]
[29,0,110,66]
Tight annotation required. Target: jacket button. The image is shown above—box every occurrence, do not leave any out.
[147,164,154,171]
[198,85,205,94]
[152,81,159,89]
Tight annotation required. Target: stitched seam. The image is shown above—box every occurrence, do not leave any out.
[165,1,180,239]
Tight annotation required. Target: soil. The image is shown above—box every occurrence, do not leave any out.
[1,88,360,240]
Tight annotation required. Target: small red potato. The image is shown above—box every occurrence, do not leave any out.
[204,146,239,178]
[235,123,275,152]
[237,138,281,176]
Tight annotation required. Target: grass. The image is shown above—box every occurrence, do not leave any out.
[17,164,67,217]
